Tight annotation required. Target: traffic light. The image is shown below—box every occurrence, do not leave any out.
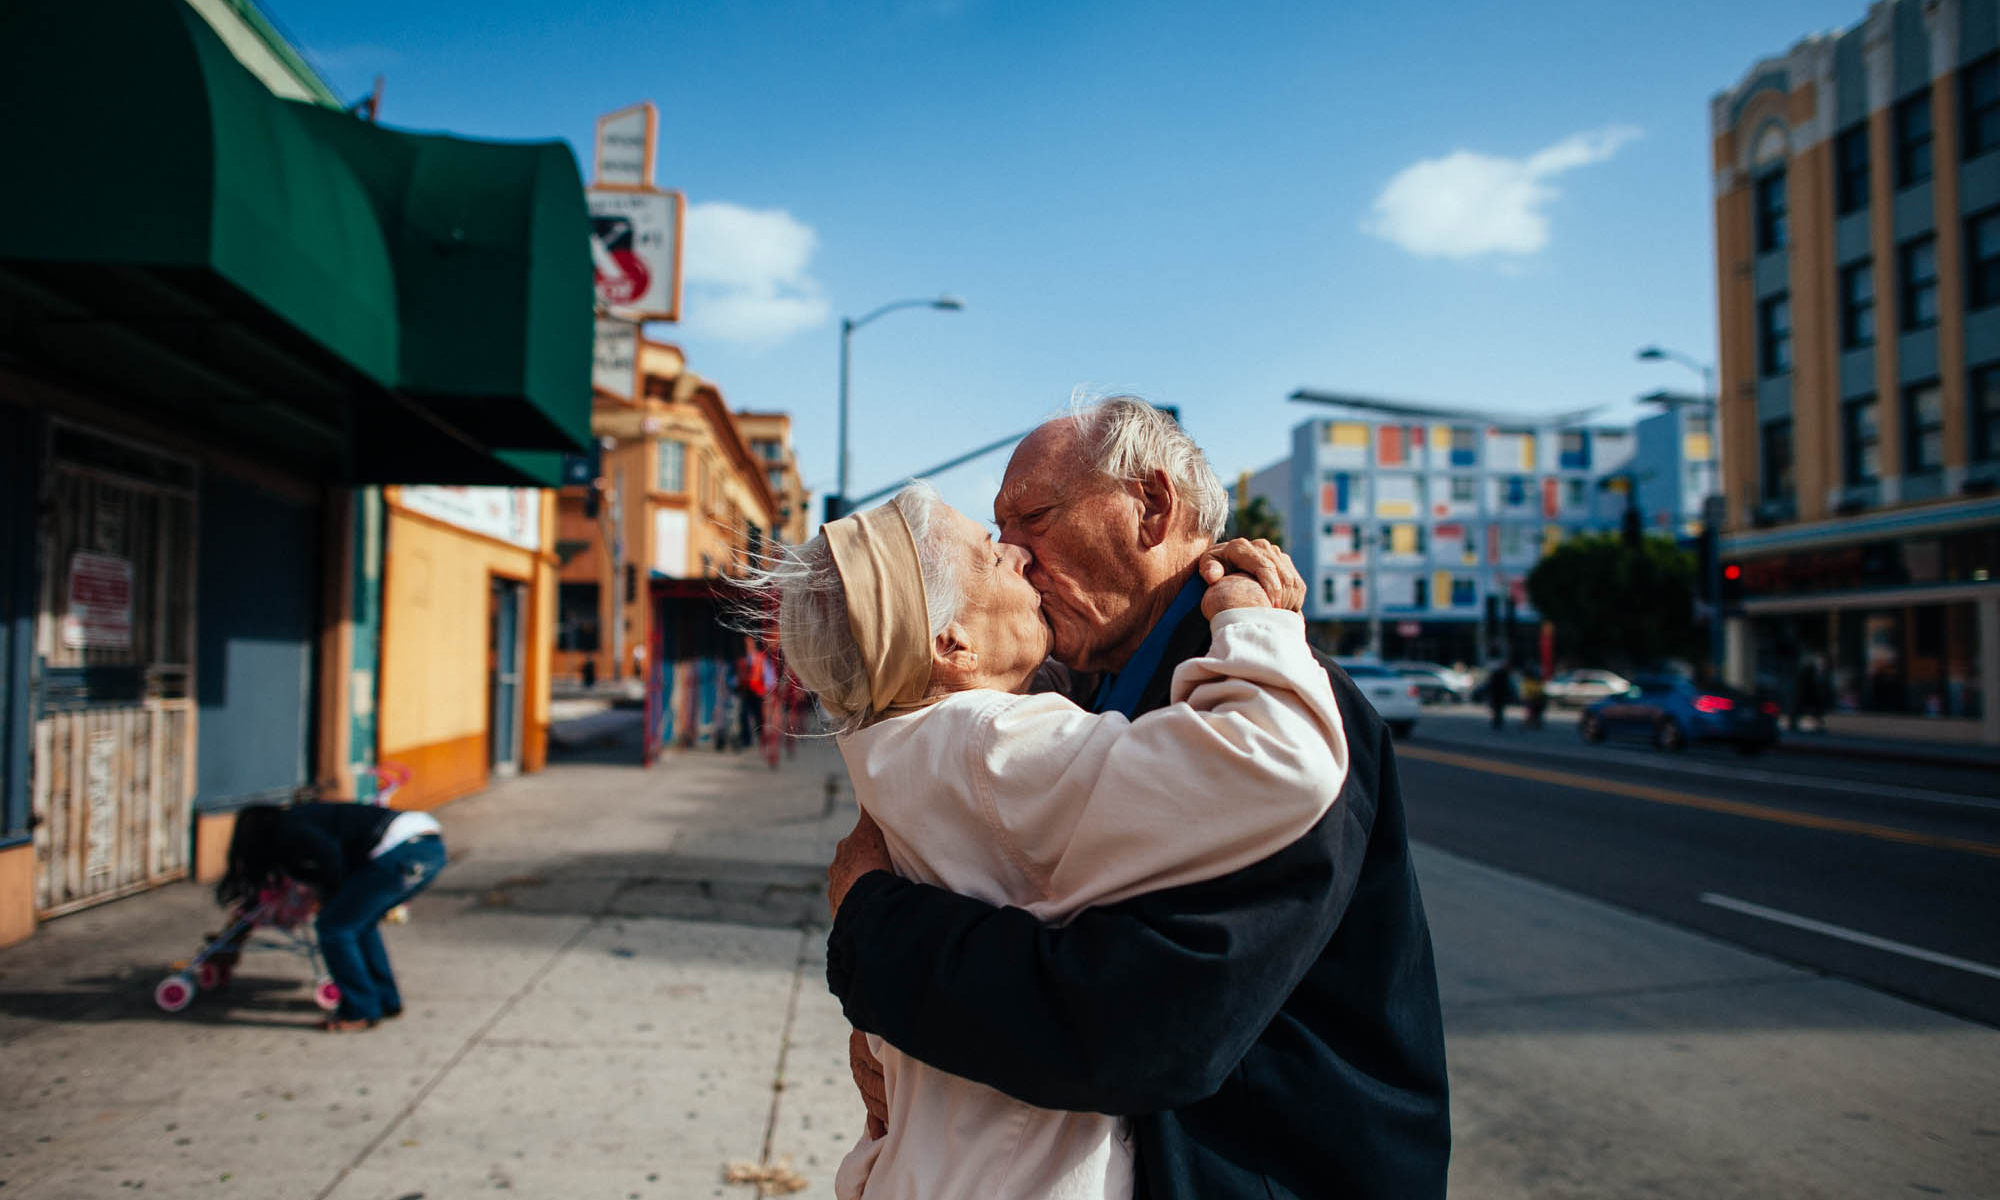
[1720,560,1744,608]
[824,494,849,523]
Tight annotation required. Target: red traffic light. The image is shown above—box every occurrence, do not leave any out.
[1722,563,1743,581]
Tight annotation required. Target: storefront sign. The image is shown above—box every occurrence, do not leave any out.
[398,487,541,551]
[653,508,689,578]
[593,317,640,400]
[62,551,133,649]
[589,187,683,321]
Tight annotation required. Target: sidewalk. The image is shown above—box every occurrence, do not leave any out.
[1,731,1994,1198]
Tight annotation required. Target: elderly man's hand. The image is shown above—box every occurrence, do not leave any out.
[1201,574,1277,620]
[850,1028,889,1138]
[828,809,891,917]
[1198,539,1304,611]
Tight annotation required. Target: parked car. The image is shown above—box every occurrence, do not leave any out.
[1579,675,1780,754]
[1335,659,1422,737]
[1544,669,1631,708]
[1389,660,1474,705]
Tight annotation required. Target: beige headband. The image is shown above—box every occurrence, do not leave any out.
[824,501,934,716]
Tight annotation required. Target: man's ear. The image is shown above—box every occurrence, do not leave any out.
[931,622,978,683]
[1135,469,1178,549]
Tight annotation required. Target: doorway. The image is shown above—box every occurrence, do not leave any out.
[488,577,525,777]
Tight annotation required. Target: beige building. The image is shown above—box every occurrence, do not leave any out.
[1712,0,1999,744]
[736,411,812,546]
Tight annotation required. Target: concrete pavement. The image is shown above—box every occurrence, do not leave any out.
[1,721,1995,1198]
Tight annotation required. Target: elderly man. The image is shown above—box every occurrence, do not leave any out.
[825,397,1450,1199]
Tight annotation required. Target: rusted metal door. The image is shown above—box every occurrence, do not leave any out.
[31,425,197,917]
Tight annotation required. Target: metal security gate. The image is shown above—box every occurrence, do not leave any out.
[32,425,197,916]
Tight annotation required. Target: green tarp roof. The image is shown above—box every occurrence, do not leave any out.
[0,0,590,484]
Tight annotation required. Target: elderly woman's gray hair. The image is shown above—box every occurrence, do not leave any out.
[1065,395,1227,541]
[743,482,962,733]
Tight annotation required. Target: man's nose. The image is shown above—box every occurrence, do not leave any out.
[999,541,1034,574]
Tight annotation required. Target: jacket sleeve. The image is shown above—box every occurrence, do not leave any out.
[826,715,1383,1116]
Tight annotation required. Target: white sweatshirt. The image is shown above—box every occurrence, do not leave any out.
[833,607,1349,1200]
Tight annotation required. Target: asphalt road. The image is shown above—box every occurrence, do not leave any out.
[1396,708,2000,1027]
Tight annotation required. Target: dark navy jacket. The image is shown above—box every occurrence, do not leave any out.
[826,606,1451,1199]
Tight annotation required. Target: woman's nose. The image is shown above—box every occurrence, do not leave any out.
[1000,542,1034,573]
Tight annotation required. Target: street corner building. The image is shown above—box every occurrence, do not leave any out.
[0,0,594,945]
[1711,0,2000,746]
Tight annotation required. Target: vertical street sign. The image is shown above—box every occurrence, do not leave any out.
[593,103,656,190]
[592,316,641,400]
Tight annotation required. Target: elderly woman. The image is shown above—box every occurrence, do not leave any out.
[758,481,1349,1200]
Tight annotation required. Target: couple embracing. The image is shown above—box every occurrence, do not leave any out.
[753,397,1449,1200]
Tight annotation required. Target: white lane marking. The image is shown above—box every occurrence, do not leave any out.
[1699,892,2000,981]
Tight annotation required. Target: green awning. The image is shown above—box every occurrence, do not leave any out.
[0,0,591,480]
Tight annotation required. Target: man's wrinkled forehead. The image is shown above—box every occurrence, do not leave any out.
[995,423,1092,519]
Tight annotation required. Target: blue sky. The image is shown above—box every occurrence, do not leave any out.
[272,0,1863,530]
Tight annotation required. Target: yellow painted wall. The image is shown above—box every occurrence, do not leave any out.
[0,843,35,948]
[379,493,555,809]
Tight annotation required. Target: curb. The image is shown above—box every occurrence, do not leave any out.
[1768,738,2000,771]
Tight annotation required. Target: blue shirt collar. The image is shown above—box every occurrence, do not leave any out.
[1091,575,1206,718]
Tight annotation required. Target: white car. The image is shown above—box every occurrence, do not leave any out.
[1389,660,1474,705]
[1545,669,1632,708]
[1335,659,1422,737]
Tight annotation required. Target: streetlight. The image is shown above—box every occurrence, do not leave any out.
[830,295,964,521]
[1636,344,1723,678]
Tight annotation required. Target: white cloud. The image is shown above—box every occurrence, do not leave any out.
[682,202,831,345]
[1362,125,1641,261]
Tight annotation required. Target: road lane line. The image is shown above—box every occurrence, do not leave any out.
[1398,744,2000,860]
[1699,892,2000,981]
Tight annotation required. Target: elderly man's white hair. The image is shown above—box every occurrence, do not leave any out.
[743,481,962,734]
[1063,395,1227,542]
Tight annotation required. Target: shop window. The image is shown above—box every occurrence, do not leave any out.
[557,583,601,652]
[656,439,685,493]
[1758,293,1792,376]
[1843,396,1879,485]
[1450,476,1476,504]
[1836,122,1870,214]
[1558,430,1589,470]
[1450,577,1477,608]
[1967,209,2000,310]
[1504,476,1529,507]
[1964,55,2000,159]
[1564,478,1587,508]
[1449,426,1477,466]
[1973,363,2000,462]
[1900,236,1938,330]
[1754,170,1787,253]
[1761,418,1794,503]
[1411,577,1429,609]
[1840,260,1875,347]
[1896,91,1933,187]
[1904,381,1944,474]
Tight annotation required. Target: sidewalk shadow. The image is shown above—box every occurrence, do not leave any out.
[0,969,341,1032]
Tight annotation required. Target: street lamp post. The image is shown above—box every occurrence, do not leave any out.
[1636,345,1723,677]
[830,295,963,521]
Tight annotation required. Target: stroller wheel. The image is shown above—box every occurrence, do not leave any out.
[312,976,341,1011]
[196,960,231,991]
[154,974,195,1013]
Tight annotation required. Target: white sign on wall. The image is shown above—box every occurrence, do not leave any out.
[63,552,133,649]
[653,508,689,579]
[593,317,639,400]
[399,487,542,551]
[594,103,656,189]
[589,187,683,322]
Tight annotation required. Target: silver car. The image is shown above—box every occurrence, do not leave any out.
[1545,669,1632,708]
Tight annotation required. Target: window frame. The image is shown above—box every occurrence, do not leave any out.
[1900,236,1939,331]
[1840,260,1876,348]
[1842,395,1880,486]
[1761,417,1795,503]
[655,438,686,494]
[1904,380,1945,475]
[1754,169,1789,253]
[1972,363,2000,463]
[1896,90,1934,188]
[1967,208,2000,310]
[1963,54,2000,160]
[1758,292,1793,377]
[1835,122,1871,214]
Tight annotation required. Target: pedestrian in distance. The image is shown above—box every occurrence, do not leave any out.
[215,801,446,1031]
[822,397,1449,1200]
[1792,656,1825,732]
[1522,666,1547,730]
[737,640,769,749]
[1487,660,1513,730]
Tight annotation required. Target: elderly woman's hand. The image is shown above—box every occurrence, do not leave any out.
[1197,539,1304,612]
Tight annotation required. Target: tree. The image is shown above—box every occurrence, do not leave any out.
[1526,532,1699,669]
[1227,495,1284,547]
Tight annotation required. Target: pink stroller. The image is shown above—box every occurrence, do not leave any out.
[154,877,338,1013]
